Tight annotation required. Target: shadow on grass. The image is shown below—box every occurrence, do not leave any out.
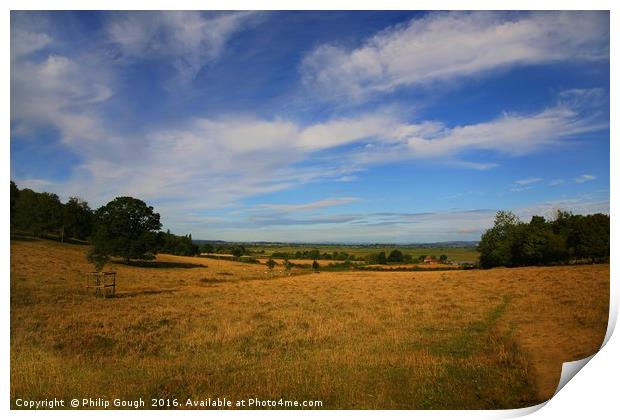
[112,260,207,269]
[11,232,89,245]
[10,235,40,242]
[199,277,235,285]
[115,288,180,298]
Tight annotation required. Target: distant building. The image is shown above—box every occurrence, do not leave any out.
[423,256,438,264]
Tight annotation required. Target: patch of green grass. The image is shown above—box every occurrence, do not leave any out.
[429,296,510,358]
[414,296,539,409]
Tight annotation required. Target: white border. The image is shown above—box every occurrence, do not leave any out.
[3,1,617,419]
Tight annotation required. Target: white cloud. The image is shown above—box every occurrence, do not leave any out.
[574,174,597,183]
[11,47,114,149]
[297,115,397,150]
[302,11,609,101]
[346,104,605,170]
[106,11,258,81]
[13,97,604,224]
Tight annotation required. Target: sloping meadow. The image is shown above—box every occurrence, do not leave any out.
[10,239,608,409]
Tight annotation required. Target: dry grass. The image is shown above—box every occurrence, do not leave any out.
[10,239,608,409]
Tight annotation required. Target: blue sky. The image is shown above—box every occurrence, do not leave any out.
[10,11,610,242]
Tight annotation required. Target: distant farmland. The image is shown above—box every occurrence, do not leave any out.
[245,244,480,262]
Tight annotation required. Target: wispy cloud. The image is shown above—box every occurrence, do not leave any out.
[106,11,259,83]
[514,177,543,186]
[254,197,358,213]
[191,197,608,242]
[574,174,597,183]
[346,103,606,171]
[510,177,543,192]
[302,11,609,101]
[11,29,51,59]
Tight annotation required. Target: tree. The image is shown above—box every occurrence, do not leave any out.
[156,230,199,256]
[266,258,276,270]
[572,213,610,262]
[477,211,520,268]
[387,249,404,263]
[13,188,63,236]
[478,209,609,268]
[62,197,93,241]
[510,216,567,266]
[10,181,19,223]
[312,260,320,272]
[91,197,162,263]
[439,254,448,263]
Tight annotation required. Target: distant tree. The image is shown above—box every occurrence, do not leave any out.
[91,197,162,263]
[267,258,276,270]
[200,243,214,254]
[387,249,404,263]
[439,254,448,263]
[231,245,246,258]
[376,251,387,264]
[312,260,320,272]
[309,249,321,259]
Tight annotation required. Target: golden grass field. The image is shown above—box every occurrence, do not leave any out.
[10,238,609,409]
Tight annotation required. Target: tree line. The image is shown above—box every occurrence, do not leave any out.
[271,249,361,261]
[366,250,448,264]
[11,181,93,242]
[199,243,248,257]
[10,181,199,261]
[478,210,609,268]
